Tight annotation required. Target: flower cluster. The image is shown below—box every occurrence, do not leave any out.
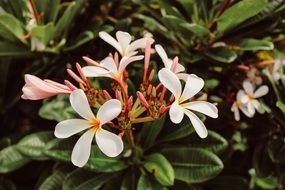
[22,31,218,167]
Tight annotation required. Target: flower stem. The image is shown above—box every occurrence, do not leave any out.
[28,0,40,22]
[125,128,135,150]
[130,116,154,124]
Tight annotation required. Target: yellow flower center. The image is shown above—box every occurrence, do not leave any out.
[90,118,100,132]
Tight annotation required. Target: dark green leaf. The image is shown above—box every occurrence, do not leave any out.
[137,174,167,190]
[39,170,66,190]
[30,23,55,46]
[204,47,237,63]
[276,101,285,115]
[0,41,31,57]
[230,38,274,51]
[162,147,223,183]
[64,31,94,51]
[144,153,174,186]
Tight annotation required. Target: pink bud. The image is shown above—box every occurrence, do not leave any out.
[82,56,100,66]
[103,90,112,100]
[67,69,85,85]
[137,91,150,109]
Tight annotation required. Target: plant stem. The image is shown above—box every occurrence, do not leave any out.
[125,128,135,150]
[28,0,40,22]
[130,116,154,124]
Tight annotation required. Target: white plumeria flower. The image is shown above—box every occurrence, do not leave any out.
[155,44,189,81]
[99,31,154,57]
[231,90,253,121]
[240,81,269,116]
[82,55,143,81]
[54,89,123,167]
[246,67,262,85]
[158,68,218,138]
[265,59,285,82]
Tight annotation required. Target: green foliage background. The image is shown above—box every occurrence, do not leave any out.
[0,0,285,189]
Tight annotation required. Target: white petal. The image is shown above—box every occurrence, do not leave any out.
[243,80,254,95]
[70,89,95,120]
[231,104,240,121]
[158,68,182,99]
[239,93,249,104]
[95,129,123,157]
[183,101,218,118]
[247,102,255,116]
[184,110,208,138]
[169,100,184,124]
[155,44,170,68]
[254,85,269,98]
[236,90,246,101]
[71,129,95,167]
[101,57,118,73]
[54,119,90,138]
[177,73,189,81]
[119,55,144,73]
[127,37,154,55]
[82,66,112,78]
[97,99,122,125]
[175,63,185,73]
[99,31,122,54]
[252,100,264,114]
[180,75,204,102]
[116,31,132,54]
[240,105,254,118]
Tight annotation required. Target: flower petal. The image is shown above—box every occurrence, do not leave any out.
[155,44,170,68]
[252,99,265,114]
[180,75,204,102]
[158,68,182,99]
[243,80,254,95]
[82,66,112,78]
[231,104,240,121]
[71,129,95,167]
[183,101,218,118]
[119,55,144,73]
[116,31,131,54]
[175,63,185,73]
[176,73,189,81]
[22,86,53,100]
[70,89,95,120]
[99,31,122,54]
[97,99,122,125]
[169,100,184,124]
[247,102,255,116]
[25,74,59,93]
[184,110,208,138]
[101,57,118,73]
[95,128,123,157]
[127,37,154,55]
[254,85,269,98]
[54,119,90,138]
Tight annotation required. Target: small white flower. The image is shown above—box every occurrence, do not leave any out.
[155,44,189,81]
[82,55,144,81]
[54,89,123,167]
[246,67,262,85]
[158,68,218,138]
[240,81,269,116]
[265,59,285,82]
[231,90,253,121]
[99,31,154,57]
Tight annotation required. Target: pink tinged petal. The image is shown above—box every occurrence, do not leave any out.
[127,37,154,55]
[71,129,95,167]
[183,101,218,118]
[184,110,208,138]
[243,80,254,95]
[101,57,118,73]
[254,85,269,98]
[22,86,53,100]
[25,74,61,93]
[97,99,122,125]
[169,101,184,124]
[99,31,122,54]
[158,68,182,99]
[116,31,132,53]
[180,75,205,102]
[82,66,112,78]
[44,79,71,91]
[54,119,90,138]
[119,55,144,73]
[175,63,185,73]
[95,129,124,157]
[70,89,95,121]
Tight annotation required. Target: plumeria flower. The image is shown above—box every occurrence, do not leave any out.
[54,89,123,167]
[82,55,143,81]
[231,90,253,121]
[240,81,269,116]
[155,44,189,81]
[265,59,285,82]
[158,68,218,138]
[22,74,73,100]
[246,67,262,85]
[99,31,154,57]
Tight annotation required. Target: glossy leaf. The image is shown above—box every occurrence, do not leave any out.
[137,174,167,190]
[38,170,66,190]
[204,47,237,63]
[230,38,274,51]
[30,23,55,46]
[144,153,174,186]
[162,147,223,183]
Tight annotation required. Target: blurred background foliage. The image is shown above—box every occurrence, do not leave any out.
[0,0,285,189]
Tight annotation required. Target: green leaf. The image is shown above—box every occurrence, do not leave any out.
[162,147,223,183]
[137,174,167,190]
[39,95,76,122]
[0,12,26,43]
[30,23,56,46]
[144,153,174,186]
[139,115,166,148]
[63,169,115,190]
[16,131,55,160]
[276,101,285,115]
[217,0,268,34]
[180,23,209,38]
[185,131,229,155]
[0,146,30,173]
[39,170,66,190]
[64,31,94,51]
[268,136,285,164]
[230,38,274,51]
[0,41,31,57]
[204,47,237,63]
[55,0,85,39]
[44,138,74,162]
